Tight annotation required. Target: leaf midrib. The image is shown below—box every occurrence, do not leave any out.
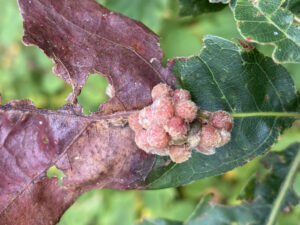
[232,112,300,117]
[0,106,137,121]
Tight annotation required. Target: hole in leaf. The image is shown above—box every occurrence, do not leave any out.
[77,74,109,114]
[0,46,72,109]
[42,136,49,144]
[41,72,72,110]
[46,165,66,187]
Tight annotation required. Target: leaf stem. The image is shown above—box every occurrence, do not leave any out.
[265,148,300,225]
[231,112,300,118]
[198,111,210,119]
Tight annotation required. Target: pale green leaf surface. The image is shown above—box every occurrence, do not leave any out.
[231,0,300,63]
[144,35,298,189]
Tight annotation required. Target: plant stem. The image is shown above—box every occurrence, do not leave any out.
[198,111,210,119]
[265,148,300,225]
[232,112,300,118]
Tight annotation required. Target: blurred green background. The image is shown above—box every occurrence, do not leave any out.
[0,0,299,224]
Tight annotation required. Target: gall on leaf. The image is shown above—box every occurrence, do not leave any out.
[175,100,198,122]
[139,106,154,129]
[129,83,234,165]
[173,89,191,102]
[209,110,233,131]
[135,129,151,151]
[200,125,222,148]
[147,125,170,149]
[152,97,175,125]
[128,112,143,132]
[166,116,188,139]
[168,144,192,163]
[151,83,173,100]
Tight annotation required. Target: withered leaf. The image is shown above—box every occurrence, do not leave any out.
[0,100,155,225]
[1,0,175,224]
[18,0,175,113]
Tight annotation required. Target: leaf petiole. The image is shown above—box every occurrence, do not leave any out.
[232,112,300,118]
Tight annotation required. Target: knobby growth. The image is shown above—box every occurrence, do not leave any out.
[129,83,233,163]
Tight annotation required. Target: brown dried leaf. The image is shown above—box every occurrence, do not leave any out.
[0,0,176,224]
[18,0,175,113]
[0,100,155,224]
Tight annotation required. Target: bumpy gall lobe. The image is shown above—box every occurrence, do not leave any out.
[138,106,153,129]
[195,144,216,155]
[168,144,192,163]
[175,100,198,122]
[219,129,231,146]
[128,112,142,131]
[151,83,173,100]
[149,148,169,156]
[210,110,233,131]
[187,133,200,149]
[173,89,191,102]
[167,116,188,139]
[135,129,150,151]
[147,125,170,149]
[200,125,222,147]
[152,97,174,125]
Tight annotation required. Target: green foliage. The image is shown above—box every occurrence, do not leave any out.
[138,143,300,225]
[98,0,169,33]
[0,0,71,109]
[145,35,298,189]
[139,219,181,225]
[231,0,300,63]
[77,74,109,114]
[209,0,229,3]
[58,188,195,225]
[178,0,226,16]
[47,166,66,186]
[283,0,300,20]
[271,122,300,151]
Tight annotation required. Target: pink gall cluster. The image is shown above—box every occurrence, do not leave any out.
[128,83,234,163]
[195,110,233,155]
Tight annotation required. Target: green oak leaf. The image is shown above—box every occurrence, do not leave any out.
[144,35,299,189]
[178,0,227,17]
[240,144,300,209]
[138,143,300,225]
[230,0,300,64]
